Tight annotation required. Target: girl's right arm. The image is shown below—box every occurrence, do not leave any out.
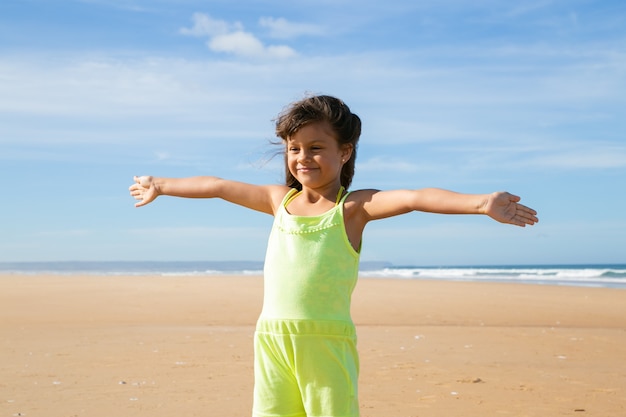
[129,175,288,215]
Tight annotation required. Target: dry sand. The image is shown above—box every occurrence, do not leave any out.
[1,274,624,417]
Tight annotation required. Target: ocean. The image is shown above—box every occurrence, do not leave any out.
[1,261,625,289]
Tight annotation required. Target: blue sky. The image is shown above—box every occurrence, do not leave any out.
[1,0,625,266]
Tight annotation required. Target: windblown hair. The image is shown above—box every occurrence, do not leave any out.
[275,95,361,190]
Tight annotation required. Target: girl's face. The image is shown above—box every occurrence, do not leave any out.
[286,121,352,191]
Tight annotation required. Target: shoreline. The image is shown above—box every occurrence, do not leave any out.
[2,262,625,290]
[1,274,625,416]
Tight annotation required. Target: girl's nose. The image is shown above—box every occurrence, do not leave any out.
[297,149,312,162]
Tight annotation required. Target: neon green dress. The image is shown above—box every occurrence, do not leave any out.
[253,187,361,417]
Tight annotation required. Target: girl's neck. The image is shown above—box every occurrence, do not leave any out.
[286,185,345,216]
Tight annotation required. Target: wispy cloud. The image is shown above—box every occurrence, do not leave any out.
[128,226,268,239]
[503,1,557,18]
[524,144,626,169]
[259,17,326,39]
[180,13,297,59]
[76,0,153,13]
[153,151,171,161]
[179,12,243,37]
[2,8,624,179]
[357,157,422,173]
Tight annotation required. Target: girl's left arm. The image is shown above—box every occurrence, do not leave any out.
[356,188,538,227]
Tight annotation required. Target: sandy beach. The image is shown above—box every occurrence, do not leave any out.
[1,274,624,417]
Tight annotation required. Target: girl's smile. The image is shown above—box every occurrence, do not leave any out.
[286,121,351,190]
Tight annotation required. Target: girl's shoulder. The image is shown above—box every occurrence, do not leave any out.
[343,188,380,213]
[266,185,294,211]
[345,188,381,202]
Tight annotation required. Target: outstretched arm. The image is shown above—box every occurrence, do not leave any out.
[128,175,287,215]
[354,188,538,227]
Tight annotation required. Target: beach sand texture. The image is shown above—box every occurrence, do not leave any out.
[1,275,625,417]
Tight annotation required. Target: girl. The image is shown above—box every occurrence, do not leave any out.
[129,95,538,417]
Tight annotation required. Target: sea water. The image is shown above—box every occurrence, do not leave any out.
[359,264,626,289]
[1,261,625,289]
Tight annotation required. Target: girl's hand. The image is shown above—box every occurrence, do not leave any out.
[129,175,158,207]
[484,192,538,227]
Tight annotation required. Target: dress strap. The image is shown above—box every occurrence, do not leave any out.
[283,189,300,207]
[335,186,345,205]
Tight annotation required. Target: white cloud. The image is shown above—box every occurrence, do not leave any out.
[181,13,297,59]
[179,12,242,37]
[258,17,325,39]
[208,31,296,59]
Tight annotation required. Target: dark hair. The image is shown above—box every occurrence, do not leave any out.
[275,95,361,190]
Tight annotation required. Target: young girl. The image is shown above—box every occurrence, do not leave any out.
[129,95,538,417]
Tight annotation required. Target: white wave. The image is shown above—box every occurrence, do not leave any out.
[360,266,626,288]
